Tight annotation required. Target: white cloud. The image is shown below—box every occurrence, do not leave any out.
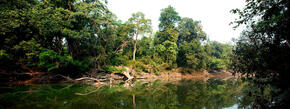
[107,0,245,43]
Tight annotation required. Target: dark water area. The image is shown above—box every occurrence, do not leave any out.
[0,79,254,109]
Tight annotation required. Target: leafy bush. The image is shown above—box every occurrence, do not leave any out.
[13,40,42,66]
[0,50,8,60]
[127,60,147,73]
[39,49,88,76]
[102,66,126,74]
[208,58,226,70]
[110,53,129,66]
[180,67,195,74]
[138,57,161,74]
[177,40,206,71]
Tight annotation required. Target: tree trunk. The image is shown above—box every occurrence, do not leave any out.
[133,33,138,60]
[133,42,137,60]
[67,38,74,58]
[56,36,63,54]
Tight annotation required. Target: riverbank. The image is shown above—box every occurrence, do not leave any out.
[1,67,236,85]
[136,69,234,79]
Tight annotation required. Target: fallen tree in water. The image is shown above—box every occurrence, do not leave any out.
[2,66,136,85]
[116,66,135,81]
[1,65,237,85]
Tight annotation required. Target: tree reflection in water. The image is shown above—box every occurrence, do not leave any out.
[0,79,280,109]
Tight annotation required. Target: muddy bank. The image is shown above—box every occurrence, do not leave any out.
[87,69,237,86]
[1,67,237,85]
[136,69,236,80]
[76,69,237,86]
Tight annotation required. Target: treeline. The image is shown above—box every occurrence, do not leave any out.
[0,0,232,77]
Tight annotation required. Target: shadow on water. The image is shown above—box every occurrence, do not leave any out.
[0,79,272,109]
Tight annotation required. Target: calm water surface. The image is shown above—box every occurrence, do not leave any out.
[0,79,252,109]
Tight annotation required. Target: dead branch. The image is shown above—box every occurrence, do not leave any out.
[75,77,102,86]
[114,40,129,53]
[54,74,74,82]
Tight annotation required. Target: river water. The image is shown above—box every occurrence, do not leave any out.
[0,79,253,109]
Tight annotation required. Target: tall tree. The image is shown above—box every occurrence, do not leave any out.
[155,5,180,68]
[177,40,206,72]
[127,12,152,60]
[155,5,181,44]
[177,18,206,46]
[175,17,208,72]
[205,41,233,70]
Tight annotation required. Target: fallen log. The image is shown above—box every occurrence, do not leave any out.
[116,66,134,81]
[75,77,102,86]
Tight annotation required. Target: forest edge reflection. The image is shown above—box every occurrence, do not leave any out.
[0,79,258,109]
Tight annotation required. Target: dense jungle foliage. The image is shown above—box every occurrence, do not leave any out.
[0,0,233,77]
[232,0,290,108]
[1,0,290,108]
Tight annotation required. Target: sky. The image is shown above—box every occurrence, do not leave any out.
[107,0,246,43]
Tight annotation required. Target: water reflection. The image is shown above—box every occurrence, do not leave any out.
[0,79,252,109]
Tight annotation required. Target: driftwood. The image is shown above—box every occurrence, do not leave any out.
[75,77,102,86]
[20,64,43,76]
[54,74,74,81]
[123,67,134,81]
[4,65,134,85]
[116,66,134,81]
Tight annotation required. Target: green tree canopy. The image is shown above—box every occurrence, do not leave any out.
[177,17,207,46]
[232,0,290,88]
[127,12,152,60]
[155,5,181,44]
[177,40,207,72]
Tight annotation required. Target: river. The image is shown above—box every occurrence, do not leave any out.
[0,79,253,109]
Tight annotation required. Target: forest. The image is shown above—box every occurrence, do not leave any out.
[0,0,290,108]
[0,0,233,80]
